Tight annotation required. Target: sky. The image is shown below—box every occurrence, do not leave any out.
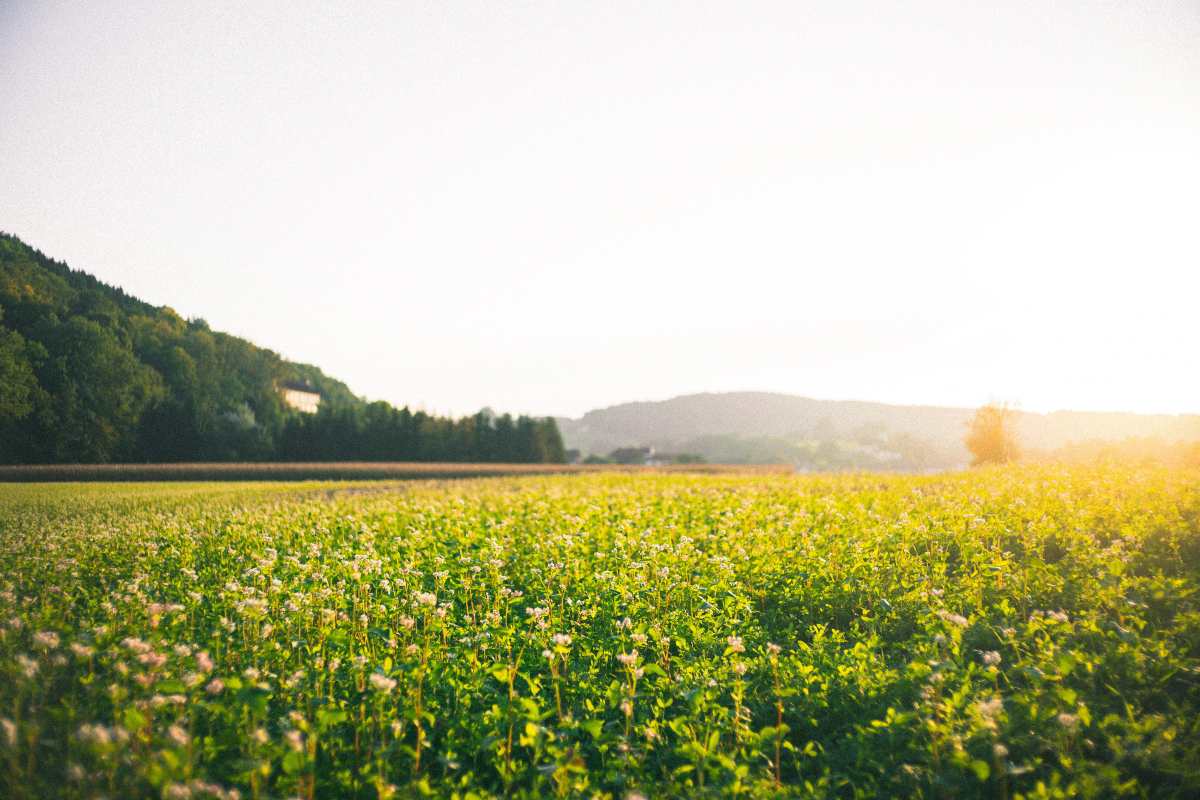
[2,1,1198,419]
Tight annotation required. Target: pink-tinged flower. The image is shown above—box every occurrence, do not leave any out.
[976,697,1004,721]
[205,678,225,695]
[937,610,969,628]
[33,630,60,650]
[726,635,745,654]
[138,651,168,669]
[77,724,114,746]
[369,673,397,693]
[1,718,15,747]
[122,637,152,654]
[16,654,38,679]
[167,725,190,748]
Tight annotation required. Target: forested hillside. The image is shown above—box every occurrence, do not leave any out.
[559,392,1200,470]
[0,234,564,464]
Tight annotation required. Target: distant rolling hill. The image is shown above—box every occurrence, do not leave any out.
[557,392,1200,470]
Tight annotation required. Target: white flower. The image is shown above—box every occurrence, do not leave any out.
[284,729,304,752]
[77,723,114,746]
[369,673,397,693]
[616,650,639,667]
[980,650,1002,667]
[138,651,168,669]
[976,696,1004,721]
[33,630,59,650]
[415,592,437,607]
[122,637,152,654]
[937,610,969,628]
[1,718,15,747]
[1057,712,1078,729]
[167,725,190,747]
[16,654,38,679]
[726,635,745,654]
[552,633,572,648]
[767,642,781,656]
[205,678,225,695]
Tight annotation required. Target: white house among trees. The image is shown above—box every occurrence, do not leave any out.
[280,381,321,414]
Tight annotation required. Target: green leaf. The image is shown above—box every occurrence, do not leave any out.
[281,750,306,775]
[122,707,147,732]
[316,708,347,730]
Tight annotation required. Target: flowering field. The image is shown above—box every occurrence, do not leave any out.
[1,468,1198,799]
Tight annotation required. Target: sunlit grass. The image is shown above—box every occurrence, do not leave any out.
[1,466,1198,798]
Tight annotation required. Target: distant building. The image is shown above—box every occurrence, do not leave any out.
[280,381,321,414]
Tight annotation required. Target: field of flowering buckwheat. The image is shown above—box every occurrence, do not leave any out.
[1,466,1198,799]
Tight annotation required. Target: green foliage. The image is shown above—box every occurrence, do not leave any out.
[0,233,564,463]
[0,309,43,426]
[0,464,1197,798]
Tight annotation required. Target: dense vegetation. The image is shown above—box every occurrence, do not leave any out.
[0,234,564,464]
[1,465,1197,798]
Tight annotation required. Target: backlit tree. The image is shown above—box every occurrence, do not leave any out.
[965,403,1020,465]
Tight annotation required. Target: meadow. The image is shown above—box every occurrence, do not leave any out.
[1,467,1198,799]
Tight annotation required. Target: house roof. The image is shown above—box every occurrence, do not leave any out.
[280,380,320,395]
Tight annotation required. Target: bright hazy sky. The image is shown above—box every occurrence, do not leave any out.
[2,2,1198,419]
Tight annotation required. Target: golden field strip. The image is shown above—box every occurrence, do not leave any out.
[0,461,792,483]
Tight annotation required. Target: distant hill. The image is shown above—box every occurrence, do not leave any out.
[0,233,563,464]
[558,392,1200,470]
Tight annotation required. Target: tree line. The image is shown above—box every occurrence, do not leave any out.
[0,234,564,464]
